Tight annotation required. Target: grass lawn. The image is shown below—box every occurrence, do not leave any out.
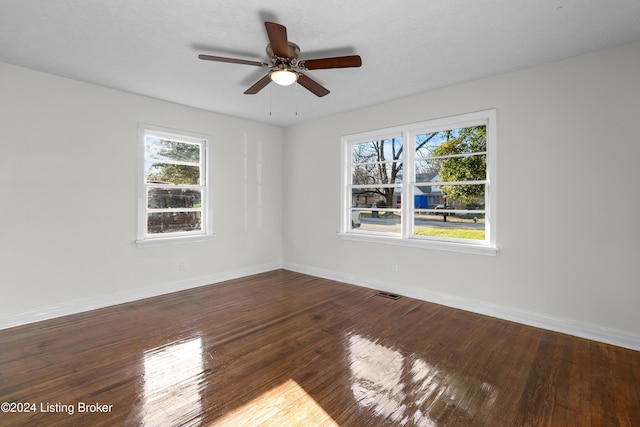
[414,226,485,240]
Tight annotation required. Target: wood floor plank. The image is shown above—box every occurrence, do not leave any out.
[1,270,639,426]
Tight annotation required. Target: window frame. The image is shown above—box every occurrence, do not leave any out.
[136,124,213,247]
[340,109,497,255]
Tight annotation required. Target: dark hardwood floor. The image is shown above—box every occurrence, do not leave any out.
[0,269,638,426]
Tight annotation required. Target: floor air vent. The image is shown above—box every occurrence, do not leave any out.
[375,291,401,300]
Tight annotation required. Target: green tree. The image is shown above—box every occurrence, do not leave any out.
[432,126,486,204]
[146,139,201,185]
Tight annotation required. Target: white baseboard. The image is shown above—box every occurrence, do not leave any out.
[0,262,281,331]
[283,262,640,352]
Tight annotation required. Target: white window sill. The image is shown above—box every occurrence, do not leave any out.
[337,232,498,256]
[136,234,215,248]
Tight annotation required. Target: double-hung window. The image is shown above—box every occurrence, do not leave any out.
[341,109,497,255]
[137,124,212,246]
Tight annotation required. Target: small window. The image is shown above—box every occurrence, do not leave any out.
[341,110,497,255]
[137,124,212,246]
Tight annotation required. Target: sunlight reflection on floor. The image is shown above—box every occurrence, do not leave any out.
[209,378,338,426]
[139,337,205,427]
[131,330,497,425]
[347,332,498,425]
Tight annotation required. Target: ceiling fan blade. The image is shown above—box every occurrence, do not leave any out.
[302,55,362,70]
[244,74,272,94]
[198,54,269,67]
[297,74,330,97]
[265,22,290,58]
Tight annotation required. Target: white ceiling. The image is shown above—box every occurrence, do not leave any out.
[2,0,640,127]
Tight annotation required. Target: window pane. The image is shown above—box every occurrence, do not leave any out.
[413,212,485,241]
[352,162,402,185]
[358,210,402,235]
[148,188,202,209]
[415,126,486,159]
[146,137,200,163]
[352,138,403,165]
[415,158,443,180]
[413,181,485,241]
[416,154,486,183]
[147,211,202,234]
[412,186,443,210]
[351,187,401,209]
[415,132,446,158]
[146,163,201,185]
[430,183,486,209]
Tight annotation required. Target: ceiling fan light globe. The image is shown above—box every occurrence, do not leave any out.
[270,69,298,86]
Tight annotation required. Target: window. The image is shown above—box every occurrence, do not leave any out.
[340,110,497,255]
[137,124,212,247]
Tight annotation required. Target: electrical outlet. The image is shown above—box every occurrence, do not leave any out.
[178,259,187,271]
[391,261,398,273]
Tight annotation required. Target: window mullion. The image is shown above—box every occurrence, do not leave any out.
[343,141,352,233]
[402,129,413,239]
[147,207,202,213]
[419,180,486,186]
[351,184,400,189]
[147,159,200,168]
[426,151,486,161]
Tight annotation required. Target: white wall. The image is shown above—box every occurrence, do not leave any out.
[282,42,640,348]
[0,62,283,323]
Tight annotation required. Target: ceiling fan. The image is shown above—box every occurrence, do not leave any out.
[198,21,362,97]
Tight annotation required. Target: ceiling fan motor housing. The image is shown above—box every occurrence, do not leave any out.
[266,42,301,67]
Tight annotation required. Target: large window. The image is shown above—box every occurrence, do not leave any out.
[341,110,497,255]
[137,124,212,246]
